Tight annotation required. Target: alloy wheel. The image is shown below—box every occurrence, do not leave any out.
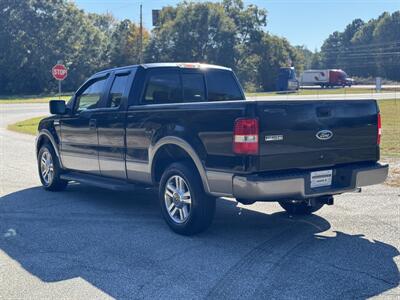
[164,175,192,223]
[40,150,54,185]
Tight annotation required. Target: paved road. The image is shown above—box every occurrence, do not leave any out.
[1,104,399,299]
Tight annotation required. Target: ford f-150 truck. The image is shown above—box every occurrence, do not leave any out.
[36,63,388,235]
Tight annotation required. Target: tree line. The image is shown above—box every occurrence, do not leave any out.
[0,0,303,94]
[0,0,398,95]
[311,11,400,81]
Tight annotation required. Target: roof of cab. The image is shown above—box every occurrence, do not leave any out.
[93,62,231,77]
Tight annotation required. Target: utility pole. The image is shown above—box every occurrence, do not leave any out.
[139,3,143,64]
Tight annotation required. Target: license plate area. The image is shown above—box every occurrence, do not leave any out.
[310,170,332,188]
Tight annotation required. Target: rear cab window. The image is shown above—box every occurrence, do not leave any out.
[140,67,244,105]
[205,70,243,101]
[182,72,206,102]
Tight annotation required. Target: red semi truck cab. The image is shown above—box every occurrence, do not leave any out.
[329,69,354,87]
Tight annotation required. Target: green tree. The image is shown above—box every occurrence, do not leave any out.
[295,46,313,70]
[222,0,268,88]
[350,18,378,77]
[145,0,303,91]
[222,0,267,64]
[372,11,400,80]
[319,11,400,80]
[88,12,116,35]
[145,2,236,67]
[109,19,150,67]
[311,51,323,69]
[0,0,110,94]
[320,31,343,69]
[255,34,303,91]
[0,0,308,94]
[338,19,365,73]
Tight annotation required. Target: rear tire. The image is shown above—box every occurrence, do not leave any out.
[159,162,216,235]
[38,143,68,191]
[279,200,323,215]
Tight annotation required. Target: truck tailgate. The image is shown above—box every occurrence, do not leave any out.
[256,100,379,172]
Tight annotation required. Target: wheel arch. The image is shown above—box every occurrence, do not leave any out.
[149,137,210,194]
[36,130,63,168]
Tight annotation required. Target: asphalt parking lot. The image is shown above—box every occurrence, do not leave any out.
[1,103,399,299]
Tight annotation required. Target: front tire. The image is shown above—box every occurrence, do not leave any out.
[38,143,68,191]
[279,199,323,215]
[159,162,216,235]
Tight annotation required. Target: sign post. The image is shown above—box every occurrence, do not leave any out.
[52,64,68,96]
[375,77,382,93]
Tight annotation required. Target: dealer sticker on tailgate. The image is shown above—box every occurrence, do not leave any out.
[310,170,332,188]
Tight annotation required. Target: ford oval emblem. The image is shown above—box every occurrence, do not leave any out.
[316,130,333,140]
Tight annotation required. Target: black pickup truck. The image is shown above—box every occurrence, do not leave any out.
[36,63,388,235]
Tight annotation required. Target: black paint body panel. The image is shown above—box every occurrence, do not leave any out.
[125,101,248,174]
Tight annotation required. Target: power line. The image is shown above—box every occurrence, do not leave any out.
[324,60,399,66]
[320,42,400,53]
[337,52,400,57]
[324,53,400,61]
[321,42,400,54]
[321,45,400,55]
[322,40,400,50]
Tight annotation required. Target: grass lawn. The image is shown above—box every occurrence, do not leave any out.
[7,116,44,135]
[6,99,399,157]
[247,87,398,97]
[379,99,400,157]
[0,95,71,104]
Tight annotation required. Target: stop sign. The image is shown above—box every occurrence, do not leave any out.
[52,64,68,81]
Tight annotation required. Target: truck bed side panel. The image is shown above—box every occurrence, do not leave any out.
[125,101,249,184]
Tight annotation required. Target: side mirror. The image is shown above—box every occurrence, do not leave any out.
[49,100,67,115]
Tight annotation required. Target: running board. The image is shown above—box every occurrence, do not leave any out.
[60,172,143,191]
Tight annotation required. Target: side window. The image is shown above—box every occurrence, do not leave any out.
[143,72,181,104]
[206,70,243,101]
[182,73,205,102]
[76,77,107,111]
[108,74,129,108]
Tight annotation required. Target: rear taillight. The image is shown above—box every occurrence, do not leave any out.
[377,112,382,145]
[233,118,259,154]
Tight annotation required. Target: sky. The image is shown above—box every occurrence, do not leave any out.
[74,0,400,50]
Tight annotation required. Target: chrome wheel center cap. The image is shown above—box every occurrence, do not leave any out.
[172,192,183,208]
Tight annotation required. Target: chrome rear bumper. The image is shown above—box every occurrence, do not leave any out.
[232,163,388,201]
